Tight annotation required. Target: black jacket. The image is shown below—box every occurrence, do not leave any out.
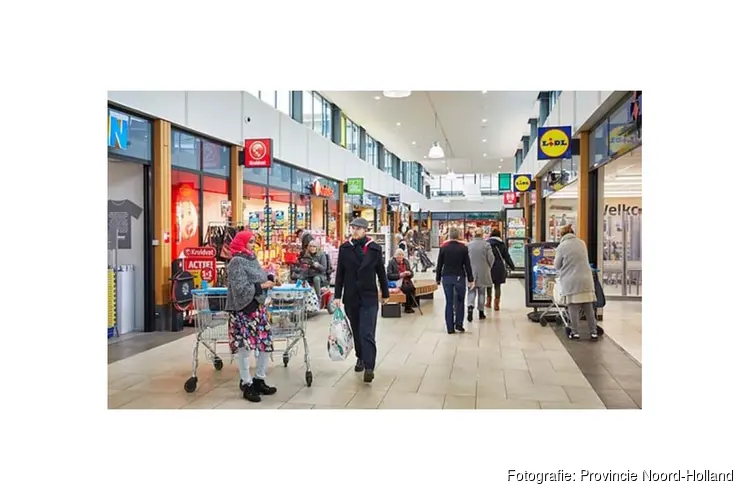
[334,237,390,306]
[436,240,474,283]
[487,236,516,284]
[386,258,413,281]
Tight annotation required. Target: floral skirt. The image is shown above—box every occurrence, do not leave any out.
[229,305,273,355]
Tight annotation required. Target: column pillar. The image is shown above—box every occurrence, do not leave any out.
[153,120,172,312]
[381,197,387,228]
[522,191,530,227]
[338,182,345,241]
[535,178,543,242]
[577,132,590,244]
[230,145,243,225]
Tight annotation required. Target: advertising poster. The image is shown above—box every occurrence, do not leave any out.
[248,212,261,230]
[274,210,285,224]
[526,243,559,305]
[172,183,200,260]
[507,239,526,270]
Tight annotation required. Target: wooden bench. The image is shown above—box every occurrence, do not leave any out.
[413,280,438,300]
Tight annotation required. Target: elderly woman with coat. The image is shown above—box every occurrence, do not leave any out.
[466,229,495,322]
[554,225,599,341]
[486,229,516,311]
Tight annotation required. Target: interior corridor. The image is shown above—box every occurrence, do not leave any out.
[108,272,641,410]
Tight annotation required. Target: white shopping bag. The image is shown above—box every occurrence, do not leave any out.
[328,307,354,361]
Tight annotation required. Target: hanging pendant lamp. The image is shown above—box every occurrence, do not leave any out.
[428,141,445,159]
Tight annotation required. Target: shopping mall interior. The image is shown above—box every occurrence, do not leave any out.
[107,90,642,410]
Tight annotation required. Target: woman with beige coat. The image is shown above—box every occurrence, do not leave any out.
[466,229,495,322]
[554,225,599,341]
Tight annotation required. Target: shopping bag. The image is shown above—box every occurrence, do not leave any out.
[305,286,320,312]
[328,307,354,361]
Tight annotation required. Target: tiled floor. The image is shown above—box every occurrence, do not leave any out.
[599,300,642,364]
[108,274,640,410]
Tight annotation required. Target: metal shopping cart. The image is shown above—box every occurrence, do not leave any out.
[535,266,569,329]
[267,284,314,387]
[184,287,230,393]
[536,265,606,338]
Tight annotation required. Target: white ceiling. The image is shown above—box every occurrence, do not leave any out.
[319,91,538,176]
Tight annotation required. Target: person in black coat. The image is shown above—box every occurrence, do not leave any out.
[333,217,389,383]
[435,227,474,334]
[486,229,516,311]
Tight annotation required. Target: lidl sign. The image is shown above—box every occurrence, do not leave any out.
[537,125,572,160]
[512,173,533,193]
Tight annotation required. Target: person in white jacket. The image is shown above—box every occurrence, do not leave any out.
[554,225,598,341]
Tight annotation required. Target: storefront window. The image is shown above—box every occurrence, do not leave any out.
[243,165,268,185]
[171,170,201,260]
[108,108,152,162]
[172,129,200,170]
[322,99,331,139]
[365,134,378,168]
[242,183,267,234]
[544,182,578,242]
[269,162,292,190]
[202,175,229,237]
[201,141,230,178]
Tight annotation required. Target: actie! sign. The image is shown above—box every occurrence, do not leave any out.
[183,247,217,283]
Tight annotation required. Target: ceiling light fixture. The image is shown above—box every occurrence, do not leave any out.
[481,90,488,94]
[412,141,417,145]
[396,122,401,127]
[499,159,504,162]
[428,141,445,159]
[483,153,488,157]
[482,138,487,143]
[383,91,411,98]
[482,118,488,123]
[374,95,381,100]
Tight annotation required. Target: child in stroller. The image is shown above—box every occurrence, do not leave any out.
[412,244,434,273]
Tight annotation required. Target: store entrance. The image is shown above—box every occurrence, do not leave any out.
[108,158,153,335]
[598,147,642,298]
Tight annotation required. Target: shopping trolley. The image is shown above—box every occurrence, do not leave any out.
[267,283,314,387]
[535,266,569,329]
[184,287,230,393]
[536,265,605,338]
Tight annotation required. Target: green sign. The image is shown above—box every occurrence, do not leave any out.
[498,173,512,192]
[347,178,364,195]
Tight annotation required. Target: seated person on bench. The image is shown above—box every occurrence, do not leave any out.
[387,248,417,314]
[299,240,331,300]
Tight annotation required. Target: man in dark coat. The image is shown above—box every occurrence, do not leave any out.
[333,217,390,383]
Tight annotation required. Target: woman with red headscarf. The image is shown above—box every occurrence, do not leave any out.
[225,230,277,403]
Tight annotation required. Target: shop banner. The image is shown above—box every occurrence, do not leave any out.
[183,247,217,284]
[347,178,364,195]
[244,138,273,168]
[311,180,334,197]
[248,212,261,230]
[512,174,533,193]
[537,126,572,160]
[503,192,518,205]
[274,210,285,224]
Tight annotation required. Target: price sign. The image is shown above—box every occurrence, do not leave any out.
[183,247,217,284]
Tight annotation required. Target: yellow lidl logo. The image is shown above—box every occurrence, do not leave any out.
[533,248,541,257]
[513,173,532,193]
[537,125,572,160]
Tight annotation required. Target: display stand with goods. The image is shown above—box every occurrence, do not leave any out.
[504,208,528,279]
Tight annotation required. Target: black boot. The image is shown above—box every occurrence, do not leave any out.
[467,306,474,323]
[253,378,277,395]
[479,310,487,320]
[354,358,365,372]
[241,382,261,403]
[363,369,375,383]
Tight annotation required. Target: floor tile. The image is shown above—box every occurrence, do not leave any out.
[280,403,315,409]
[507,384,570,403]
[379,391,445,409]
[347,389,388,409]
[444,395,477,409]
[287,387,357,407]
[476,397,540,409]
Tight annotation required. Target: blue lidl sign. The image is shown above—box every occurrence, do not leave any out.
[537,125,572,160]
[108,110,130,150]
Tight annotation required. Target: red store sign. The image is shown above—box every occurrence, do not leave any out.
[183,247,217,283]
[311,180,334,197]
[503,192,518,205]
[244,138,273,168]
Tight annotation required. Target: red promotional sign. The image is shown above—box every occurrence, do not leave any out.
[311,180,334,198]
[503,192,518,205]
[183,247,217,283]
[244,138,272,168]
